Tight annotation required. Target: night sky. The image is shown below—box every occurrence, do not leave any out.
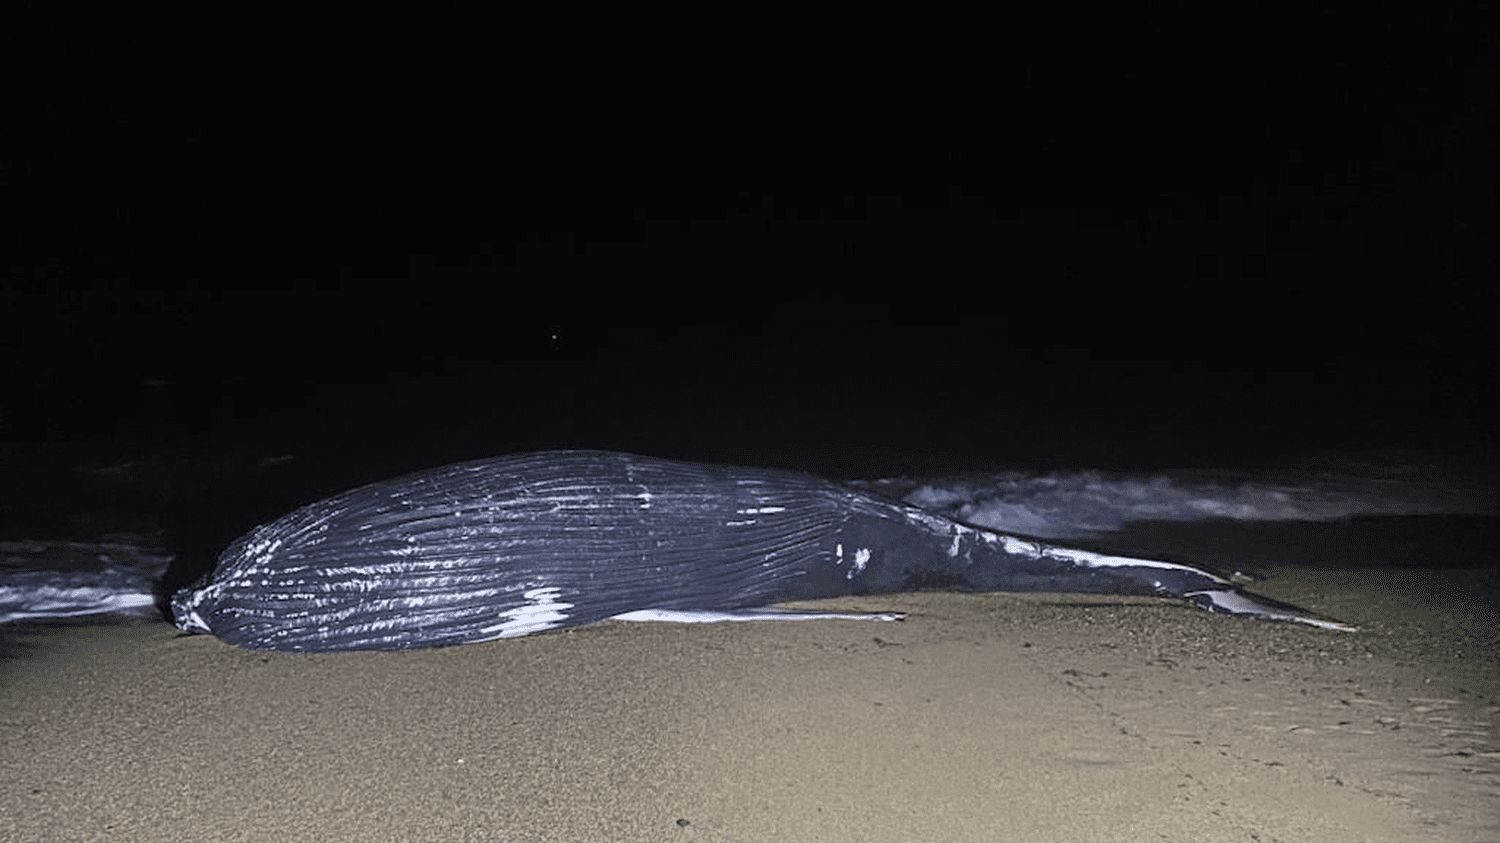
[4,7,1496,526]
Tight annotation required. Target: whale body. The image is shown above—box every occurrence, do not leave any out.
[170,450,1353,651]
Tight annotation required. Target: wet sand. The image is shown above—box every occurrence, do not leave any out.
[2,553,1497,841]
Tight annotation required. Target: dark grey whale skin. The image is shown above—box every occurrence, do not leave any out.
[170,450,1349,651]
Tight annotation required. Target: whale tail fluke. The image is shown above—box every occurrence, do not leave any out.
[1184,588,1357,632]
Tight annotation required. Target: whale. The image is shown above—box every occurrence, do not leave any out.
[170,450,1354,651]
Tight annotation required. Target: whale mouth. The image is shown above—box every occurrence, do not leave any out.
[170,587,212,634]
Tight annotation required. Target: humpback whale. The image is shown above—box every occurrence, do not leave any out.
[171,450,1353,651]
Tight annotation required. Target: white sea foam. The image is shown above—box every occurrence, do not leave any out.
[860,453,1497,539]
[0,583,158,623]
[0,539,172,624]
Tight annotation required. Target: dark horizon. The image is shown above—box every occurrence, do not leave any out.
[4,8,1495,505]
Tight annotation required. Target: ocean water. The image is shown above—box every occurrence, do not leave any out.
[3,448,1494,628]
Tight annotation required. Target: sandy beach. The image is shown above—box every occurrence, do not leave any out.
[3,549,1497,842]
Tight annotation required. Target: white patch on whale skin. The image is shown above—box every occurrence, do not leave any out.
[978,532,1040,557]
[970,529,1231,585]
[637,491,653,509]
[1040,546,1230,583]
[835,543,844,564]
[610,608,904,624]
[948,532,962,558]
[477,586,574,639]
[736,507,787,515]
[853,548,871,573]
[1186,589,1357,632]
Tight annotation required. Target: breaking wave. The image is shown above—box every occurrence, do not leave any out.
[856,452,1497,539]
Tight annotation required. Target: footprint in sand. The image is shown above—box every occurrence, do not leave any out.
[1404,697,1498,770]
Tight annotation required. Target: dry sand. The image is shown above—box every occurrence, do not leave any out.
[2,559,1497,841]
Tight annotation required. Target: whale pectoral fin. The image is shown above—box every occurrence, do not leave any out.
[608,607,906,624]
[1184,589,1356,632]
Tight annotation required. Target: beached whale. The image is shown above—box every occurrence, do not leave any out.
[170,450,1354,651]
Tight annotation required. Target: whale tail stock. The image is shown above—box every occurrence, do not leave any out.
[954,528,1358,632]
